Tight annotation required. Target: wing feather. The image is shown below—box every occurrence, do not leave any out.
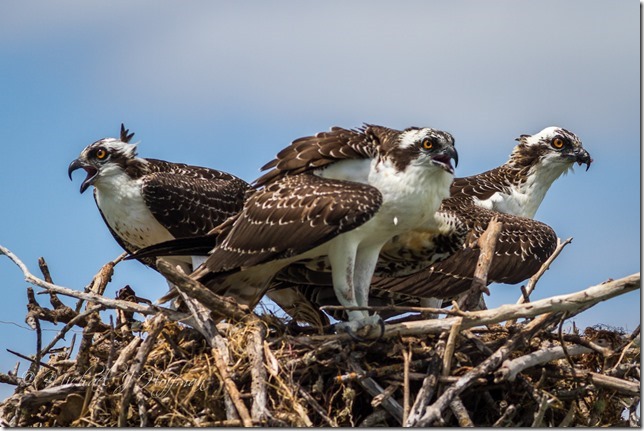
[140,161,249,238]
[450,167,516,202]
[372,203,557,299]
[202,173,382,275]
[254,126,381,187]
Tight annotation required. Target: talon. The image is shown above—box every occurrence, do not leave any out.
[334,315,385,341]
[345,325,369,342]
[375,317,386,341]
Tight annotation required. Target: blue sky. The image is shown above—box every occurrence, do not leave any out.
[0,1,639,399]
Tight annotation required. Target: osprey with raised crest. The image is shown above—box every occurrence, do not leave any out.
[68,124,250,277]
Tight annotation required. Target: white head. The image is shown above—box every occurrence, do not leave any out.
[68,124,146,193]
[510,126,592,173]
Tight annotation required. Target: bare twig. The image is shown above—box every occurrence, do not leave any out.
[133,384,150,427]
[411,312,561,426]
[457,218,503,310]
[531,395,549,427]
[491,403,517,426]
[442,317,463,378]
[110,337,143,376]
[319,304,464,317]
[381,273,639,340]
[558,403,576,427]
[450,397,474,427]
[406,341,444,426]
[300,274,640,346]
[402,346,411,425]
[118,314,166,426]
[505,237,573,327]
[19,384,87,410]
[247,322,268,422]
[299,387,337,426]
[40,305,105,358]
[75,253,127,312]
[6,348,57,372]
[580,371,640,396]
[156,260,252,322]
[495,344,592,382]
[0,245,191,321]
[211,335,239,422]
[211,344,253,426]
[348,357,404,424]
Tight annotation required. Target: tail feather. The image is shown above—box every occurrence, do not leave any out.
[127,234,218,261]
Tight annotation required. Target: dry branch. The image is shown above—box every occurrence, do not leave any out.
[382,273,639,339]
[0,245,191,322]
[505,237,574,326]
[496,344,593,382]
[0,244,639,427]
[118,314,166,426]
[211,345,253,426]
[410,312,562,426]
[457,217,503,310]
[156,260,251,323]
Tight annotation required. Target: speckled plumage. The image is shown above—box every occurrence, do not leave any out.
[270,126,591,325]
[134,124,458,324]
[69,124,250,272]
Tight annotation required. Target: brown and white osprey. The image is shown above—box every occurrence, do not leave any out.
[133,124,458,334]
[268,126,592,324]
[370,126,592,299]
[450,126,591,218]
[68,124,250,277]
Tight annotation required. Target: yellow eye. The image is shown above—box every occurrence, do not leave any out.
[422,139,433,150]
[552,138,564,149]
[95,148,108,159]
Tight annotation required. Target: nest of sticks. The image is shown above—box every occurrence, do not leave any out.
[0,240,640,427]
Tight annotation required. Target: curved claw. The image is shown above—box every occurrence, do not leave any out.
[335,314,385,341]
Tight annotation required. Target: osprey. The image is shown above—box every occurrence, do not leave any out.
[268,126,592,324]
[68,124,250,277]
[452,126,592,218]
[371,126,592,296]
[133,124,458,333]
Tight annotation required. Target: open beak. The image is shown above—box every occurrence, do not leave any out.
[575,148,593,171]
[68,158,98,194]
[430,146,459,174]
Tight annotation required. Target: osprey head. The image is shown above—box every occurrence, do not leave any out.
[68,124,140,193]
[388,127,458,174]
[513,126,592,172]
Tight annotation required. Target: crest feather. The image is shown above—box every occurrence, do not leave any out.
[120,123,135,143]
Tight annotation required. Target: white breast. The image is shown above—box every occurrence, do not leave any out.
[94,171,174,249]
[370,160,453,232]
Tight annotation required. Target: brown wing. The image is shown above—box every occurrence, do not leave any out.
[450,166,518,202]
[371,203,558,299]
[269,202,557,325]
[254,125,398,187]
[198,173,383,277]
[141,160,250,238]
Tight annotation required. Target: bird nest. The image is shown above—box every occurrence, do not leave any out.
[0,246,640,427]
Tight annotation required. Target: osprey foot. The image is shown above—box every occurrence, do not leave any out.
[335,314,385,341]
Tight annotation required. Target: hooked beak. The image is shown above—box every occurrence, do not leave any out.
[430,146,459,174]
[68,158,98,194]
[575,148,593,171]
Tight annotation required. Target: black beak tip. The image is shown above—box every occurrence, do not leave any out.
[68,159,81,181]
